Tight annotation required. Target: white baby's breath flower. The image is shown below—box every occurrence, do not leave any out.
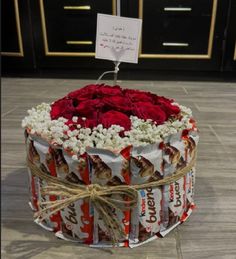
[72,116,78,123]
[72,155,78,161]
[22,100,195,155]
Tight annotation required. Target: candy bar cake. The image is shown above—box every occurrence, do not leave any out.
[22,84,199,247]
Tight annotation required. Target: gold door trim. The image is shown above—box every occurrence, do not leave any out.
[1,0,24,57]
[66,41,93,45]
[138,0,218,59]
[234,43,236,60]
[40,0,116,57]
[63,6,91,10]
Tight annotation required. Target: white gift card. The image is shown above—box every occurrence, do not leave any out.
[95,14,142,64]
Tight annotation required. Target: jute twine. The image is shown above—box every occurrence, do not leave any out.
[27,153,196,244]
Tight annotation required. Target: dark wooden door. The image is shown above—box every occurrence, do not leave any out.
[121,0,230,72]
[1,0,35,73]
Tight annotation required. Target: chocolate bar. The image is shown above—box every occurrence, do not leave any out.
[54,149,93,243]
[25,133,39,212]
[161,132,187,234]
[129,143,163,246]
[87,146,131,246]
[33,140,55,230]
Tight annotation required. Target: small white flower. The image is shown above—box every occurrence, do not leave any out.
[72,116,78,123]
[72,155,78,161]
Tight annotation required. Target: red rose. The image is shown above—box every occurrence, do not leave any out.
[68,84,98,100]
[77,117,98,128]
[84,118,99,128]
[50,97,75,120]
[51,85,178,130]
[154,96,180,117]
[161,102,180,117]
[75,99,102,118]
[155,96,174,104]
[99,111,131,131]
[97,85,122,97]
[102,95,132,114]
[133,102,167,125]
[153,96,180,117]
[124,89,154,103]
[66,117,98,130]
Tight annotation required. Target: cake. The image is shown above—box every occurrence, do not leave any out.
[22,84,199,247]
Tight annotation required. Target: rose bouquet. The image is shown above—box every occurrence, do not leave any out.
[22,84,199,247]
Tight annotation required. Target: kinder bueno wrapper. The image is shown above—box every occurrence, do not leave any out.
[87,147,131,246]
[185,167,195,211]
[130,143,163,184]
[160,130,199,236]
[161,132,187,235]
[25,135,39,212]
[33,139,56,231]
[53,148,93,243]
[26,134,61,231]
[168,177,186,226]
[183,130,199,216]
[183,130,199,163]
[129,144,163,246]
[129,187,162,247]
[163,132,187,176]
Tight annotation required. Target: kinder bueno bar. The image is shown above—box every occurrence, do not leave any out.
[161,132,187,235]
[183,130,199,163]
[162,132,187,176]
[129,187,162,247]
[33,139,56,231]
[43,146,62,232]
[129,144,163,247]
[182,130,199,216]
[53,148,93,243]
[25,132,39,212]
[185,168,195,211]
[161,177,186,236]
[130,143,163,184]
[169,177,186,225]
[87,147,131,246]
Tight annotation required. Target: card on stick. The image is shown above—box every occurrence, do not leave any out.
[95,14,142,64]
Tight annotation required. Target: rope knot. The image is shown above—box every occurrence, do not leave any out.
[86,184,102,201]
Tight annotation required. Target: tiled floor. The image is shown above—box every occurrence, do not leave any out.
[2,78,236,259]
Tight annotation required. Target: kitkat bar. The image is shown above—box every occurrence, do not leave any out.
[54,149,93,243]
[87,146,131,246]
[129,143,163,246]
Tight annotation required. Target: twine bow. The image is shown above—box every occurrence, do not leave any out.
[27,153,196,244]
